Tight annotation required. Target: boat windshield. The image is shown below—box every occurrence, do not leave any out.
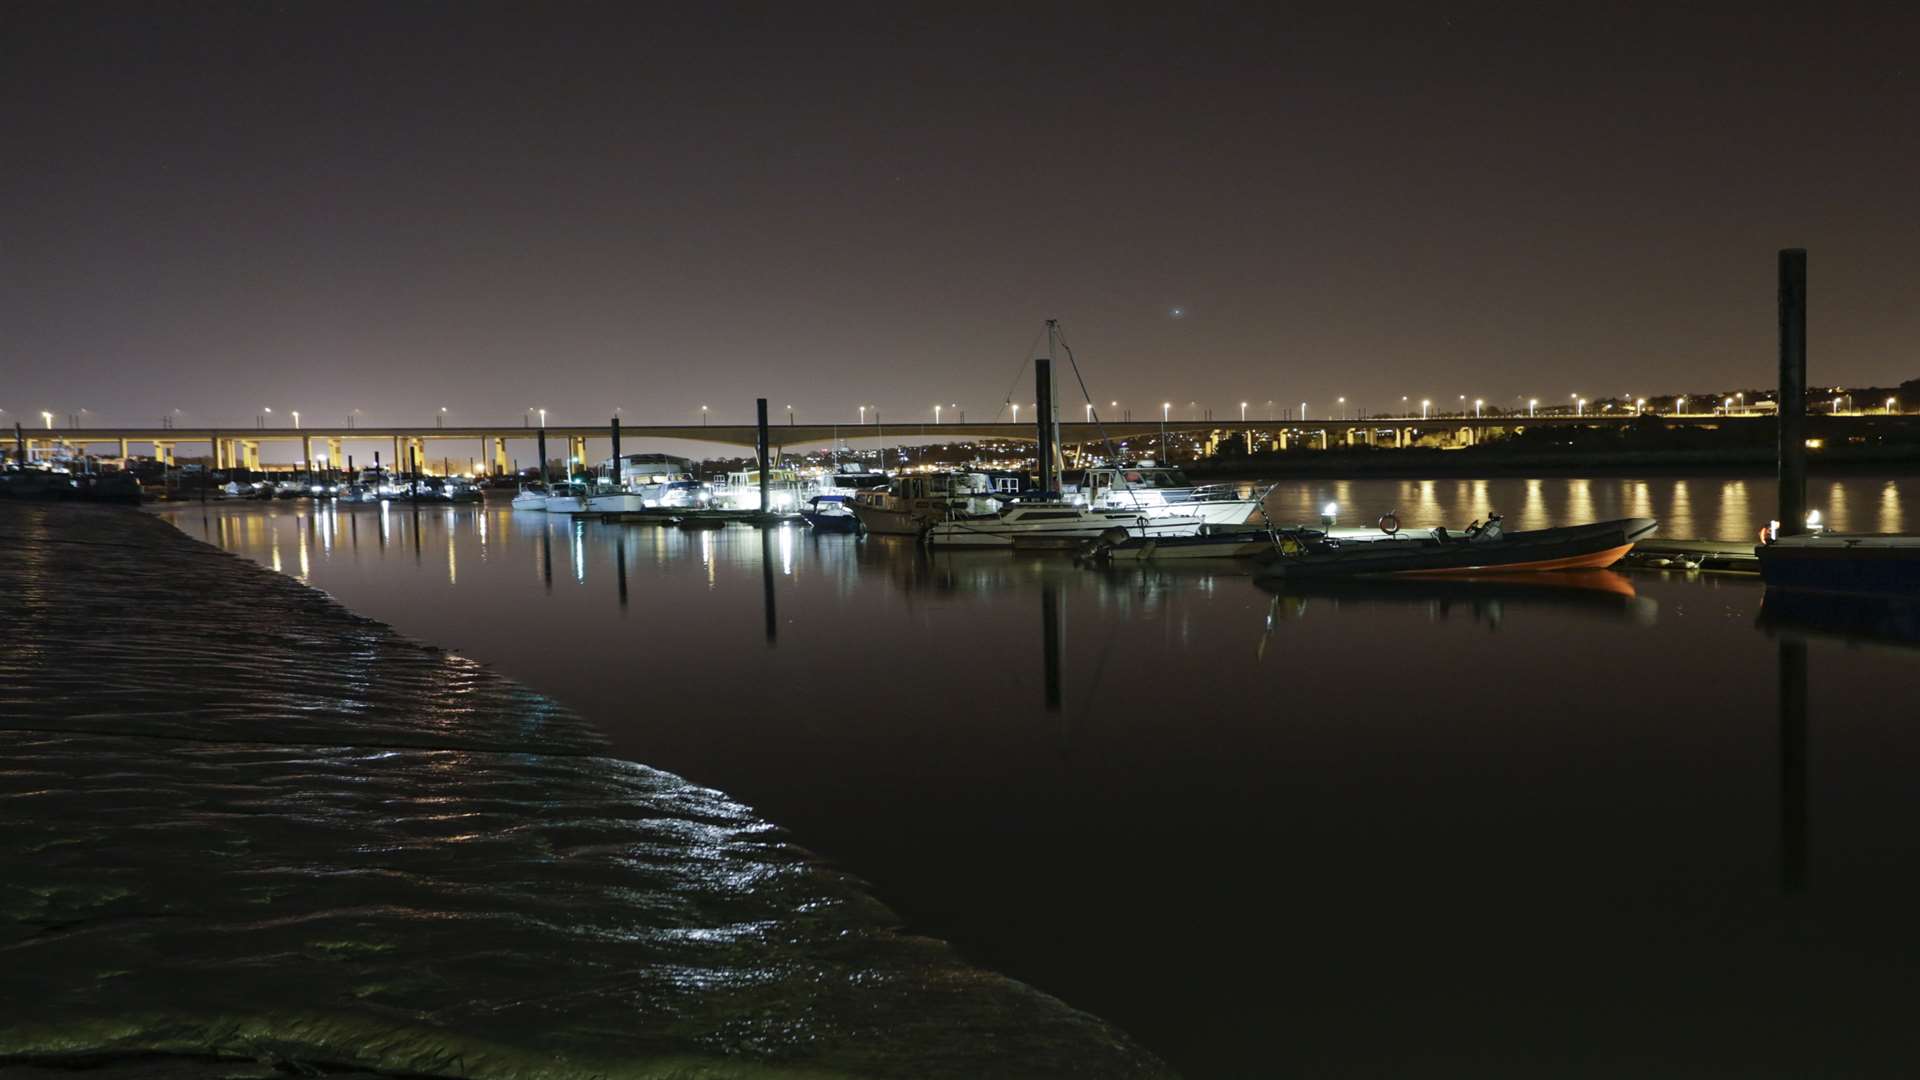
[1106,468,1191,489]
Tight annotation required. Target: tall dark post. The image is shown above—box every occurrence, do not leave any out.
[409,446,421,503]
[609,417,622,484]
[1778,248,1808,537]
[1779,638,1808,893]
[13,422,24,466]
[536,427,549,487]
[756,398,771,514]
[1035,358,1057,494]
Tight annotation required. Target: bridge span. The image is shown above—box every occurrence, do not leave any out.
[11,413,1900,472]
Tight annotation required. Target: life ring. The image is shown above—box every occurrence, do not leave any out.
[1378,512,1400,536]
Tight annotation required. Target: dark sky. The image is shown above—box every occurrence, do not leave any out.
[6,1,1919,433]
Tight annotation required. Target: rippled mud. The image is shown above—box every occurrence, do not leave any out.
[0,504,1169,1079]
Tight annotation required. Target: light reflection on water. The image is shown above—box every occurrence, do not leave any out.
[156,485,1920,1077]
[1257,473,1908,540]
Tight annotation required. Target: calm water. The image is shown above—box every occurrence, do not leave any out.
[161,475,1920,1077]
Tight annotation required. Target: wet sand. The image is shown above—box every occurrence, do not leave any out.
[0,502,1169,1079]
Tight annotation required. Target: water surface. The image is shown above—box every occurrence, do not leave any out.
[161,476,1920,1076]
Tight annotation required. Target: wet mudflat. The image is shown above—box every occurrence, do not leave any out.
[0,502,1168,1079]
[155,476,1920,1078]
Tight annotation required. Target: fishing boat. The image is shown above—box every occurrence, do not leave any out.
[926,502,1203,547]
[1254,516,1657,580]
[1067,463,1265,527]
[800,494,860,533]
[511,482,552,511]
[1755,533,1920,597]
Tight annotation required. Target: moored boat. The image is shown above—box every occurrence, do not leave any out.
[926,502,1203,547]
[1067,463,1265,527]
[1092,522,1277,561]
[800,494,860,533]
[1254,516,1657,580]
[511,483,552,511]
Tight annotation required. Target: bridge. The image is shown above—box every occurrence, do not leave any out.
[11,413,1906,473]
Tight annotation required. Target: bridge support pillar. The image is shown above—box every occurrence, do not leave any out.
[152,441,173,466]
[570,434,588,471]
[300,435,314,470]
[1276,431,1289,451]
[327,438,343,470]
[492,437,509,476]
[117,438,129,459]
[242,441,261,470]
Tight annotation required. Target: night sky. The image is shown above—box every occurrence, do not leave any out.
[6,2,1919,433]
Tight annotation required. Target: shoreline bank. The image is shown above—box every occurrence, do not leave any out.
[0,502,1169,1079]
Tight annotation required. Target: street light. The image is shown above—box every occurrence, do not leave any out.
[787,404,794,425]
[1085,402,1094,422]
[934,404,942,424]
[1577,398,1586,417]
[1162,402,1170,421]
[1420,399,1429,420]
[859,404,866,425]
[1239,401,1248,423]
[435,406,446,428]
[1011,403,1019,423]
[1474,399,1483,418]
[538,408,546,427]
[1337,396,1346,420]
[291,410,300,429]
[42,411,53,430]
[1889,397,1899,414]
[700,405,708,426]
[1677,396,1687,415]
[1528,398,1537,417]
[1300,401,1307,421]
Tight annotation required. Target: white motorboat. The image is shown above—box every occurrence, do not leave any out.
[586,490,648,513]
[543,482,588,513]
[925,502,1203,547]
[511,483,552,511]
[1067,463,1264,527]
[849,472,1004,535]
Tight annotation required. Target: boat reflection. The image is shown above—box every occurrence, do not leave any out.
[1255,570,1655,630]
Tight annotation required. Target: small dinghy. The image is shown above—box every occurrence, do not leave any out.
[1254,516,1657,580]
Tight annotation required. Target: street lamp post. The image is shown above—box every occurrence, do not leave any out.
[934,404,942,424]
[700,405,708,426]
[436,407,446,428]
[1337,396,1346,420]
[1528,398,1537,417]
[1677,396,1687,416]
[1239,401,1248,423]
[1420,400,1429,420]
[42,411,53,430]
[1474,399,1483,418]
[1577,398,1586,417]
[291,410,300,429]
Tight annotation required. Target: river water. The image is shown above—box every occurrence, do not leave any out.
[159,474,1920,1077]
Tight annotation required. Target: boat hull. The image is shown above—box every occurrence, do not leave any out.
[586,493,649,513]
[928,515,1203,548]
[544,495,587,514]
[510,493,549,512]
[1256,518,1656,580]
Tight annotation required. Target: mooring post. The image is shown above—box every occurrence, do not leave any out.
[536,427,549,487]
[1778,248,1808,537]
[13,421,24,466]
[409,446,420,503]
[1035,358,1057,494]
[756,398,771,514]
[609,417,622,487]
